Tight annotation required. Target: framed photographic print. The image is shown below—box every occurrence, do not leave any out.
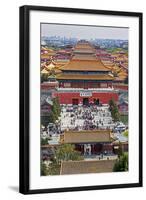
[19,5,143,194]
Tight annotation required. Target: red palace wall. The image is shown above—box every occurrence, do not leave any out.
[41,82,58,90]
[54,92,118,104]
[113,84,128,91]
[60,82,112,89]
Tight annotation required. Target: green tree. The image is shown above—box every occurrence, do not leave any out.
[41,138,49,145]
[41,116,50,126]
[47,144,83,175]
[52,97,61,117]
[52,103,58,121]
[41,162,48,176]
[109,98,120,121]
[112,105,120,121]
[48,110,56,123]
[47,160,61,175]
[117,142,123,158]
[120,115,128,124]
[41,74,48,83]
[55,144,83,164]
[55,97,61,115]
[123,130,128,137]
[113,153,128,172]
[41,112,55,125]
[109,98,115,111]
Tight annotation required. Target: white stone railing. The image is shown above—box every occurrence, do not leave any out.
[57,87,118,92]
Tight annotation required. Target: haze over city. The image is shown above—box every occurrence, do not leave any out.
[41,23,128,40]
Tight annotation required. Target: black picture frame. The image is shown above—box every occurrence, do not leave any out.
[19,5,143,194]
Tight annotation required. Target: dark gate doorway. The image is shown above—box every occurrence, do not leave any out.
[94,144,103,154]
[94,98,100,105]
[72,98,79,105]
[83,98,89,105]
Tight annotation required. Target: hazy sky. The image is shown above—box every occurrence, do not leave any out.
[41,23,128,40]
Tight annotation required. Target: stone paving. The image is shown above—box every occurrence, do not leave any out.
[59,104,116,131]
[41,104,128,144]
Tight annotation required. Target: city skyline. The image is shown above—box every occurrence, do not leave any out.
[41,23,128,40]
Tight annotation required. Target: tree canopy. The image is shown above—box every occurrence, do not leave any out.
[113,153,128,172]
[123,130,128,137]
[41,138,49,145]
[41,162,48,176]
[55,144,83,164]
[41,74,48,83]
[46,144,83,175]
[109,98,120,121]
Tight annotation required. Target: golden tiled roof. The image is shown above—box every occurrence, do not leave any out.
[74,49,95,54]
[118,71,127,76]
[60,60,110,71]
[41,68,49,74]
[102,61,114,65]
[72,54,97,61]
[75,43,93,50]
[60,130,112,144]
[54,60,69,66]
[56,73,114,81]
[41,54,53,59]
[45,62,56,70]
[114,77,125,81]
[54,68,62,74]
[60,160,116,175]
